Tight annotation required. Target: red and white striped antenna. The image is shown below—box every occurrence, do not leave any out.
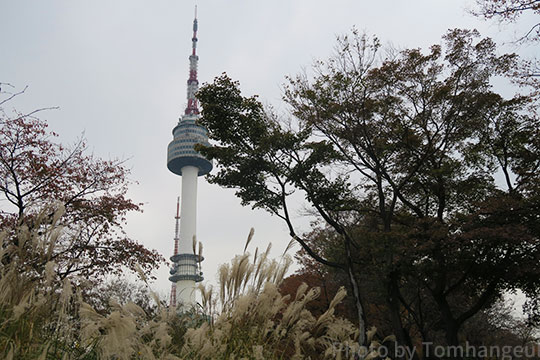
[185,6,199,115]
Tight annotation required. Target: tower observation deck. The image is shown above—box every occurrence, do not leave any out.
[167,10,212,310]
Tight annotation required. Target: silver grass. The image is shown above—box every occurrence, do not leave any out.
[1,212,377,359]
[243,227,255,253]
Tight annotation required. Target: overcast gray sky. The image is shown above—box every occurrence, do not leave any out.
[1,1,537,297]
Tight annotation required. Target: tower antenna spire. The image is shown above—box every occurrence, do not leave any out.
[185,6,199,115]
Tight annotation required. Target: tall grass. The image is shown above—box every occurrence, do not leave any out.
[0,205,82,359]
[1,208,377,359]
[182,229,364,359]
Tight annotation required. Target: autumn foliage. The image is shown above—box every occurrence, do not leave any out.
[0,89,163,281]
[197,28,540,351]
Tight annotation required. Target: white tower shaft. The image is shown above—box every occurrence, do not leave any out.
[176,165,198,308]
[179,166,198,254]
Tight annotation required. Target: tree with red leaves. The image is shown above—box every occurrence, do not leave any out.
[0,85,163,281]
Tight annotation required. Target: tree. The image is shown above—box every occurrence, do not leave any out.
[472,0,540,77]
[461,298,539,348]
[196,73,370,345]
[285,27,540,348]
[85,278,165,318]
[473,0,540,43]
[197,29,540,352]
[0,85,163,281]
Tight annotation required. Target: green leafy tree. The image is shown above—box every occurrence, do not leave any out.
[197,73,370,345]
[197,29,540,351]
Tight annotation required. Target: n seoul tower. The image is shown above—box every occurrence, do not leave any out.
[167,9,212,310]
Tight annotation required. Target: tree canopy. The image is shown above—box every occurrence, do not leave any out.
[473,0,540,77]
[0,86,163,281]
[197,29,540,349]
[474,0,540,43]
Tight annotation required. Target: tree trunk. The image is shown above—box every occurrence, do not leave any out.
[433,293,461,349]
[387,272,418,360]
[344,238,367,346]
